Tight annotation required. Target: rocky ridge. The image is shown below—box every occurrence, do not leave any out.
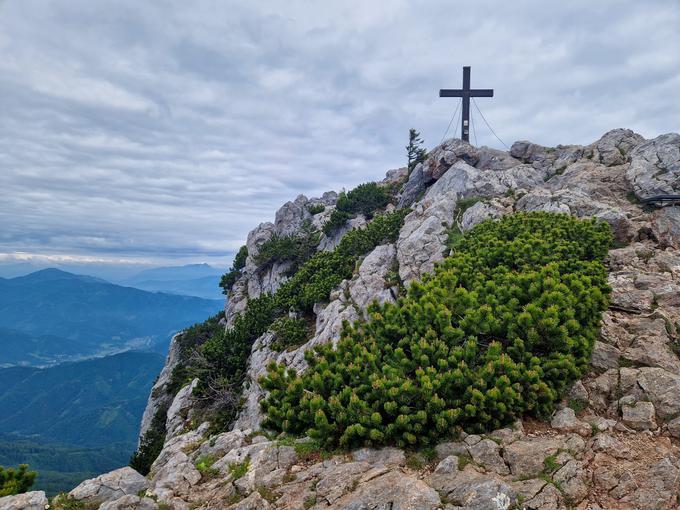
[6,128,680,510]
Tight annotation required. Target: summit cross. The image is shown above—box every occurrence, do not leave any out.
[439,66,494,143]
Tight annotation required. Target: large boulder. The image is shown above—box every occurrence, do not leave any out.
[328,470,441,510]
[516,188,633,243]
[653,206,680,248]
[274,194,311,237]
[165,378,199,441]
[591,128,645,167]
[138,332,183,444]
[69,467,148,505]
[0,491,48,510]
[627,133,680,199]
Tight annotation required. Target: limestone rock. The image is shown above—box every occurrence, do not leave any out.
[397,162,431,208]
[230,492,272,510]
[274,194,311,237]
[621,400,657,430]
[138,332,183,445]
[351,447,405,467]
[0,491,48,510]
[69,467,148,504]
[550,408,591,437]
[468,439,509,475]
[99,495,158,510]
[553,459,588,504]
[328,470,441,510]
[165,378,198,441]
[396,180,456,283]
[591,128,644,167]
[653,206,680,249]
[383,166,408,185]
[434,455,460,474]
[516,188,633,243]
[349,243,397,312]
[503,436,583,479]
[436,469,516,510]
[149,425,208,501]
[459,200,507,232]
[628,132,680,199]
[318,215,367,252]
[590,340,621,371]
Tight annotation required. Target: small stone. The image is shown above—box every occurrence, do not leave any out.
[351,447,405,467]
[435,455,460,474]
[468,439,509,475]
[0,491,48,510]
[550,408,591,437]
[621,401,657,430]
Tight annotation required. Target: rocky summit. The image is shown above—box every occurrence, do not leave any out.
[6,128,680,510]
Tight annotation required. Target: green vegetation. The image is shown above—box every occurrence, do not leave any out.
[260,213,612,449]
[143,210,410,442]
[228,459,249,480]
[195,454,219,480]
[271,316,312,351]
[254,222,320,274]
[219,245,248,295]
[129,403,168,476]
[0,464,36,496]
[51,493,99,510]
[130,314,226,476]
[406,128,428,174]
[307,203,325,215]
[323,182,391,235]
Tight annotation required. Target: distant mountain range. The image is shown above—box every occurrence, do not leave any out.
[0,268,223,366]
[121,263,225,300]
[0,351,164,494]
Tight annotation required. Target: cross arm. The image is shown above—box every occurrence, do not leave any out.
[439,89,494,97]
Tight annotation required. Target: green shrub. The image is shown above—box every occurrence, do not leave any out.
[308,203,325,215]
[254,222,319,274]
[260,213,612,449]
[0,464,36,497]
[323,182,390,235]
[228,460,249,480]
[129,402,169,475]
[220,245,249,295]
[271,316,311,351]
[190,210,409,432]
[195,454,220,480]
[406,128,428,173]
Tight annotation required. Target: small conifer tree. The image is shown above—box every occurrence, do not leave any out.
[406,128,427,173]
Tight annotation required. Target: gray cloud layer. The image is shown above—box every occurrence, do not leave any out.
[1,0,679,267]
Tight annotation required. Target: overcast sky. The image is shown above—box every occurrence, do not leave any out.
[1,0,679,273]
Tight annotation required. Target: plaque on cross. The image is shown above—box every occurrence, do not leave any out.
[440,66,493,143]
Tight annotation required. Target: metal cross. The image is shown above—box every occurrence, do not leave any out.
[440,66,493,143]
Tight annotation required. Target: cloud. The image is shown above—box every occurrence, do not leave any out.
[0,0,679,269]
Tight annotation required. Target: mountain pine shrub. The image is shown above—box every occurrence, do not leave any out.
[187,209,409,431]
[219,245,248,295]
[0,464,37,497]
[254,221,320,274]
[323,182,391,235]
[260,212,612,449]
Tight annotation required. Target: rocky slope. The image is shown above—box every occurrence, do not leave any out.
[4,129,680,510]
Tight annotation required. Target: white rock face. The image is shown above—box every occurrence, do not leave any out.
[138,332,183,444]
[234,243,396,430]
[69,467,148,504]
[628,133,680,198]
[0,491,48,510]
[165,378,199,441]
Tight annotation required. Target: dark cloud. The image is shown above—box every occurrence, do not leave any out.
[1,0,679,268]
